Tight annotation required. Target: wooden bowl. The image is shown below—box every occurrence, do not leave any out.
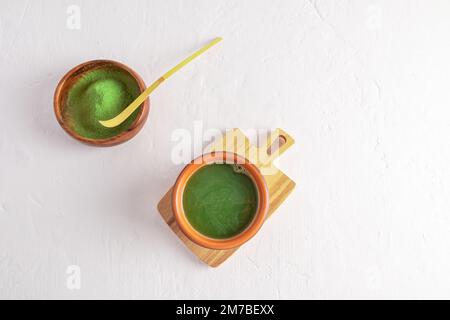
[54,59,149,147]
[172,151,269,250]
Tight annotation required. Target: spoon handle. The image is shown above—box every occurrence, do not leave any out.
[99,37,222,128]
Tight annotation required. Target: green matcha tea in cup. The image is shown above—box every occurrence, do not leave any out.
[172,152,270,250]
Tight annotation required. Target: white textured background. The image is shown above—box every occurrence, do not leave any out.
[1,0,450,299]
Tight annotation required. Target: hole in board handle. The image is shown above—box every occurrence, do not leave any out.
[267,135,287,156]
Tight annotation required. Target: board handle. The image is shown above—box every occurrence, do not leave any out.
[262,128,295,164]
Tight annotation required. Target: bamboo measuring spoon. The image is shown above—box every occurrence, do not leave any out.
[99,37,223,128]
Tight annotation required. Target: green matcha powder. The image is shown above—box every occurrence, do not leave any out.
[63,69,141,140]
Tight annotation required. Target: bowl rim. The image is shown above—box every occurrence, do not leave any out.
[53,59,150,147]
[172,151,269,250]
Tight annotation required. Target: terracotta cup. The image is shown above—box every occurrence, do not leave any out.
[172,151,269,250]
[54,59,150,147]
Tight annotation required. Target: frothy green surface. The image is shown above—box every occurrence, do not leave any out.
[63,69,141,140]
[183,164,258,239]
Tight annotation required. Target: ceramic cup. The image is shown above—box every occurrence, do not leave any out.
[54,59,149,147]
[172,151,269,250]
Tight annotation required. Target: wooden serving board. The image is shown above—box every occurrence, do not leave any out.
[157,128,295,267]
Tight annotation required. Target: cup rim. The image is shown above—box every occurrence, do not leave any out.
[53,59,150,147]
[172,151,269,250]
